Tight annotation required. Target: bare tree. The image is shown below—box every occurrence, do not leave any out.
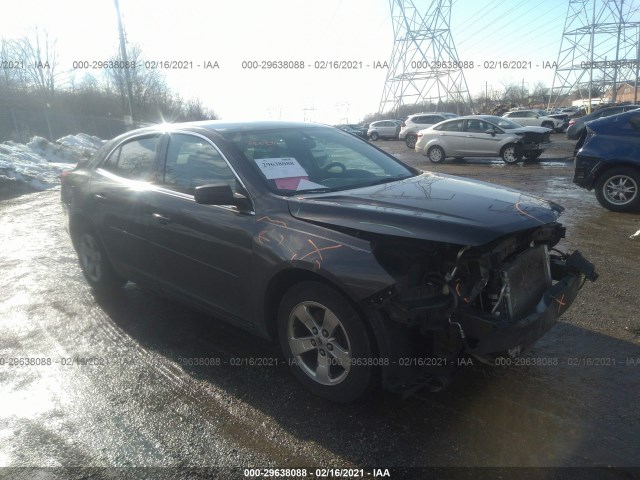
[181,98,218,121]
[9,28,61,97]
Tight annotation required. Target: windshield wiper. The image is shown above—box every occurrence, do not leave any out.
[289,187,334,194]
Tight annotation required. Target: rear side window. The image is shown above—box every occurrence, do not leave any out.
[435,119,464,132]
[102,136,160,181]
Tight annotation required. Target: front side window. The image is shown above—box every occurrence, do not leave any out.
[223,127,415,194]
[162,134,237,194]
[466,119,491,133]
[102,136,159,181]
[602,107,623,117]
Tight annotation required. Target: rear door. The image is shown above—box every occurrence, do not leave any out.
[143,132,255,324]
[507,111,528,126]
[89,134,161,281]
[431,119,466,154]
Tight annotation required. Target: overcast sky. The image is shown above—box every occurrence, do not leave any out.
[4,0,638,122]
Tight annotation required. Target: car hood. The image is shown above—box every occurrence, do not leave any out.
[508,126,552,134]
[288,173,564,246]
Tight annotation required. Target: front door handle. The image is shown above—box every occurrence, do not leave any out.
[94,193,107,202]
[152,213,172,225]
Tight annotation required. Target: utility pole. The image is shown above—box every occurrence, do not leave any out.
[114,0,134,126]
[379,0,473,116]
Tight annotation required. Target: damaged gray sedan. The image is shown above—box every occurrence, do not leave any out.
[61,121,597,402]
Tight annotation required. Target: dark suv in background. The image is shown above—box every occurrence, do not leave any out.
[574,110,640,211]
[566,104,640,140]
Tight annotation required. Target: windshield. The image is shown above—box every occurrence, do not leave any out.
[480,116,523,129]
[222,127,416,194]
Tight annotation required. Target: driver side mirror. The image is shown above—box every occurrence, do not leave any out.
[485,128,496,137]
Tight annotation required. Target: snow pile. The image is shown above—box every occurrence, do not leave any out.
[0,134,105,193]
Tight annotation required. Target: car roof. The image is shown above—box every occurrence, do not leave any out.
[174,120,328,132]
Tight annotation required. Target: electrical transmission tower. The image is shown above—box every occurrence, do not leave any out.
[378,0,473,116]
[549,0,640,109]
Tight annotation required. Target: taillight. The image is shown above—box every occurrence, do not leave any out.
[60,170,71,182]
[401,122,406,127]
[417,132,423,137]
[568,119,576,126]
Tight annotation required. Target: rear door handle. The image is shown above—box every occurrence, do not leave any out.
[94,193,107,202]
[152,213,172,225]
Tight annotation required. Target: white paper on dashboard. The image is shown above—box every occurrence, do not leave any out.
[254,157,308,179]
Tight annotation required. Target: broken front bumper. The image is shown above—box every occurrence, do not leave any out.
[458,250,596,357]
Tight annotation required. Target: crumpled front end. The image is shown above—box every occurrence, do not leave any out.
[365,222,597,392]
[517,130,551,153]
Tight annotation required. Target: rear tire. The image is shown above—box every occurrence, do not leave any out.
[278,281,376,403]
[427,146,446,163]
[405,134,417,149]
[594,167,640,212]
[76,228,126,292]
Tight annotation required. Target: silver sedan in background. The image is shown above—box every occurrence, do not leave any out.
[414,116,551,164]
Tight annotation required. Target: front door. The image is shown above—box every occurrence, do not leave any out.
[143,133,254,323]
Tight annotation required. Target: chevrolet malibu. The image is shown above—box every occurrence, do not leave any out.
[61,121,597,402]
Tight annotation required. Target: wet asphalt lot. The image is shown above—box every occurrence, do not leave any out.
[0,136,639,479]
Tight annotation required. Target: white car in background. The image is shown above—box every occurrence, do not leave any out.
[502,109,564,131]
[399,112,458,148]
[367,120,401,140]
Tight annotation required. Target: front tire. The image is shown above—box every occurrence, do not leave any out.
[501,144,522,164]
[427,146,446,163]
[542,121,554,129]
[76,229,126,291]
[594,167,640,212]
[278,282,375,403]
[369,132,379,141]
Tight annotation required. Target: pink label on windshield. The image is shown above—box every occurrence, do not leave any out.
[275,176,309,190]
